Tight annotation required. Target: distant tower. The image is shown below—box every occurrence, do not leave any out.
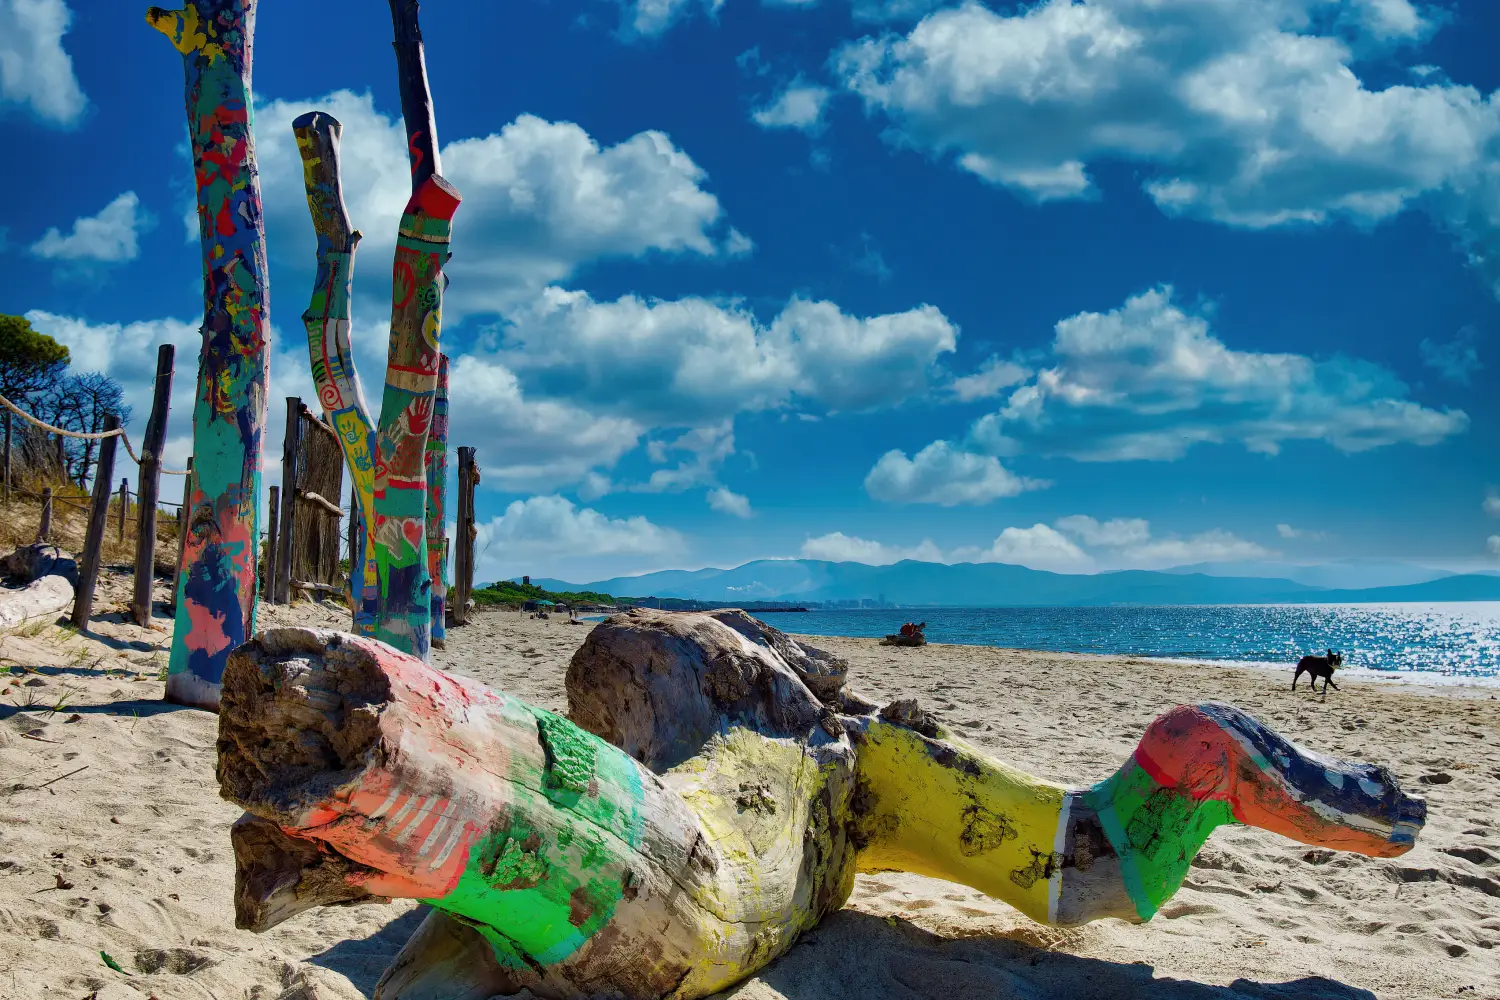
[523,575,530,586]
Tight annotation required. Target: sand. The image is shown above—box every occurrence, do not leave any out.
[1,598,1496,999]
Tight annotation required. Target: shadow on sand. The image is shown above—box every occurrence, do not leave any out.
[310,905,430,996]
[303,906,1378,1000]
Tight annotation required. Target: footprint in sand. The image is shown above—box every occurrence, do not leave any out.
[133,947,213,975]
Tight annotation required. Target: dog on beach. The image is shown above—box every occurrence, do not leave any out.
[1292,648,1342,695]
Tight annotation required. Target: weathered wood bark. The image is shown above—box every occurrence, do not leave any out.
[274,397,303,606]
[116,479,129,545]
[217,611,1426,1000]
[132,343,175,626]
[35,488,52,544]
[450,446,476,626]
[264,484,279,601]
[71,414,118,629]
[293,109,379,638]
[3,410,11,505]
[155,0,272,711]
[220,622,859,1000]
[424,354,448,648]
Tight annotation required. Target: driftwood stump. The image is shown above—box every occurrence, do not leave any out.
[216,611,1426,1000]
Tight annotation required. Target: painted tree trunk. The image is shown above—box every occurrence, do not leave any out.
[424,354,448,647]
[217,612,1425,1000]
[369,167,459,660]
[152,0,271,711]
[369,0,461,660]
[293,110,379,637]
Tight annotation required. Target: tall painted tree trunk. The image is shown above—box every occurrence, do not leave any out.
[293,111,378,637]
[371,0,460,659]
[425,354,449,648]
[152,0,271,711]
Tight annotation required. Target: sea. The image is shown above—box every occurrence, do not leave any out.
[755,603,1500,687]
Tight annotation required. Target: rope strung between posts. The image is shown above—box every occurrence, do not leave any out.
[0,391,189,476]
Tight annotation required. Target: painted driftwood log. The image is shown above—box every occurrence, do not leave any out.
[424,354,449,648]
[151,0,271,710]
[216,613,1425,999]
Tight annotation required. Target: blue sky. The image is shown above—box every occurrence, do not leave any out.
[2,0,1498,584]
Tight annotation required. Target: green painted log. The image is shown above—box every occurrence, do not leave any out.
[218,612,1425,1000]
[151,0,271,711]
[292,110,378,637]
[425,354,449,648]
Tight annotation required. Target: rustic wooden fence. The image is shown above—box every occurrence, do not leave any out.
[267,398,346,604]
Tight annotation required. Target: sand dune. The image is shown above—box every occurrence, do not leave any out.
[0,598,1495,998]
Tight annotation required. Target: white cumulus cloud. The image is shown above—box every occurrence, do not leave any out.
[707,486,753,518]
[801,531,945,565]
[1126,528,1271,567]
[1276,523,1329,541]
[752,80,832,134]
[473,495,685,582]
[1055,514,1150,547]
[493,287,958,426]
[969,285,1466,461]
[951,356,1029,401]
[30,192,144,263]
[252,91,744,325]
[864,439,1044,506]
[835,0,1500,296]
[963,523,1092,572]
[0,0,84,126]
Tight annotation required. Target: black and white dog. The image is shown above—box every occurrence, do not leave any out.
[1292,648,1342,695]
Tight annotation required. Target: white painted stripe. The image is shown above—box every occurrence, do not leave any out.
[368,785,404,820]
[385,794,427,842]
[418,801,457,856]
[1048,793,1073,925]
[430,818,469,872]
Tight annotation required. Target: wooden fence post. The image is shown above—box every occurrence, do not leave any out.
[36,488,52,544]
[117,479,129,545]
[452,446,478,626]
[170,457,193,613]
[265,485,280,604]
[72,415,119,629]
[156,0,273,711]
[131,343,174,626]
[347,492,361,607]
[274,398,303,606]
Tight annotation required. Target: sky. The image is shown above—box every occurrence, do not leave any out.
[1,0,1498,585]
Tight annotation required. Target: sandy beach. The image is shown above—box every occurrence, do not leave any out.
[1,600,1496,999]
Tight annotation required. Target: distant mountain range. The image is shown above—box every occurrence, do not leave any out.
[529,558,1500,607]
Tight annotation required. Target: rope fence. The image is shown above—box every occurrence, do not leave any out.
[0,391,189,476]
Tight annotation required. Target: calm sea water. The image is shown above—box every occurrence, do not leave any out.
[756,603,1500,685]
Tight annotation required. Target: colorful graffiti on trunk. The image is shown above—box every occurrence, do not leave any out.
[293,111,378,637]
[151,0,270,710]
[425,354,449,646]
[371,176,460,658]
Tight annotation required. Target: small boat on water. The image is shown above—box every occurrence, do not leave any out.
[881,621,928,647]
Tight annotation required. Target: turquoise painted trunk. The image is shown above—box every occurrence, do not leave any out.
[152,0,270,710]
